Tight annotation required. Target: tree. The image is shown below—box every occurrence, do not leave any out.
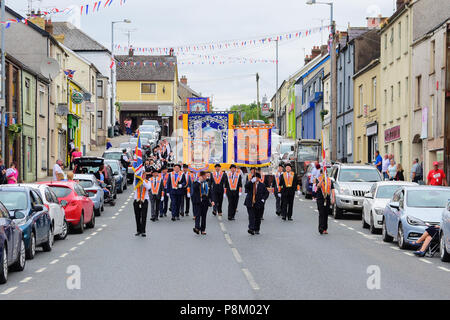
[230,103,269,125]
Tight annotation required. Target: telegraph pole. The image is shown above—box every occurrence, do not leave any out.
[275,39,279,130]
[1,0,6,160]
[256,73,260,120]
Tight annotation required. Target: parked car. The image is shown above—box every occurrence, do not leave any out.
[104,159,127,194]
[119,143,135,154]
[139,132,158,148]
[440,201,450,262]
[362,181,418,234]
[20,184,68,240]
[138,125,156,134]
[39,182,95,234]
[382,186,450,249]
[301,163,332,199]
[73,174,105,216]
[0,185,53,260]
[102,149,134,186]
[129,137,149,148]
[142,120,161,132]
[0,200,26,284]
[74,157,117,199]
[330,163,382,219]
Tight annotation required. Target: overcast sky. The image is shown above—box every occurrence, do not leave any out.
[6,0,395,110]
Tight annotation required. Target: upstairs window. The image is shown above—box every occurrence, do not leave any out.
[141,83,156,94]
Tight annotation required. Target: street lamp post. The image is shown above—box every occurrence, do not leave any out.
[306,0,336,161]
[110,19,131,137]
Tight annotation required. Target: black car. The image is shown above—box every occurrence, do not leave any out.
[74,157,117,200]
[0,200,26,284]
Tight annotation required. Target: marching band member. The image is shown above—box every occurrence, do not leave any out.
[166,164,187,221]
[225,164,242,221]
[133,169,152,237]
[192,171,214,235]
[279,163,300,221]
[211,164,227,216]
[316,169,335,234]
[159,166,170,218]
[149,169,165,222]
[272,164,284,216]
[244,172,269,235]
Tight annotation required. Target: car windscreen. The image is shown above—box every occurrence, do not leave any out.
[297,145,319,162]
[78,180,94,188]
[49,186,72,198]
[407,189,450,208]
[0,191,27,210]
[103,152,122,161]
[376,185,404,199]
[338,169,381,182]
[280,144,294,155]
[106,162,120,172]
[139,125,155,132]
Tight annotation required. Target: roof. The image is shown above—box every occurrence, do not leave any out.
[72,174,96,181]
[115,55,177,81]
[53,22,110,53]
[374,181,418,186]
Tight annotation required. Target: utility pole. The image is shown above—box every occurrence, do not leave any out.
[256,73,260,120]
[1,0,6,161]
[275,39,279,130]
[330,20,337,161]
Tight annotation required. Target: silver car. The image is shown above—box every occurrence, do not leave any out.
[331,163,382,219]
[73,174,105,216]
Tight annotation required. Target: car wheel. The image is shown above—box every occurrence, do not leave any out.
[124,183,127,190]
[42,228,53,252]
[362,209,369,229]
[113,191,117,199]
[25,232,36,260]
[382,219,393,242]
[333,204,343,219]
[56,219,68,240]
[76,214,85,234]
[440,233,450,262]
[11,239,26,272]
[369,214,379,234]
[118,183,123,194]
[0,246,8,284]
[397,224,407,249]
[86,212,95,229]
[101,204,104,212]
[94,207,101,217]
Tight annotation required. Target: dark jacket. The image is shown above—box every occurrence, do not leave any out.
[279,172,299,197]
[166,171,187,195]
[148,177,165,200]
[211,171,227,194]
[244,180,269,209]
[191,180,212,205]
[225,172,242,196]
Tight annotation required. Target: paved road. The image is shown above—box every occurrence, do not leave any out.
[1,188,449,299]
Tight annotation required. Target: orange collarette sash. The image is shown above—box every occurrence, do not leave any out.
[275,174,281,192]
[283,172,294,188]
[150,178,161,195]
[137,183,147,201]
[213,171,223,185]
[171,173,181,189]
[228,173,239,190]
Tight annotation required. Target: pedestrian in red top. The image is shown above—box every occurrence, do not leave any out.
[427,161,447,186]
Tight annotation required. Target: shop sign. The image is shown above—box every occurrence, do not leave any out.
[385,125,400,143]
[71,91,84,105]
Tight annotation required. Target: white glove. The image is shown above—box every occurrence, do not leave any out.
[187,193,190,198]
[297,191,301,197]
[161,197,164,201]
[251,177,256,183]
[178,184,182,188]
[239,193,242,197]
[278,193,281,198]
[261,199,265,203]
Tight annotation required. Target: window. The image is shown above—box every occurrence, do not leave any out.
[372,77,377,109]
[384,34,388,50]
[339,83,342,113]
[141,83,156,94]
[91,114,95,135]
[346,124,352,155]
[347,76,351,108]
[398,22,402,56]
[91,76,95,95]
[416,75,422,108]
[338,127,341,152]
[56,85,60,104]
[357,136,362,161]
[25,78,31,112]
[39,86,45,115]
[430,40,435,74]
[97,110,103,129]
[405,76,409,94]
[359,85,363,115]
[97,80,103,98]
[384,89,387,106]
[41,138,46,169]
[429,95,434,138]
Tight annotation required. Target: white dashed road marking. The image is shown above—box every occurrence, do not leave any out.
[35,267,46,273]
[419,258,432,264]
[97,228,103,231]
[91,232,97,236]
[348,227,354,230]
[111,216,117,219]
[85,236,91,240]
[219,222,227,232]
[231,248,243,263]
[1,287,17,295]
[20,277,32,283]
[224,234,233,245]
[50,259,59,265]
[403,252,414,257]
[242,268,260,290]
[60,253,68,258]
[438,266,450,272]
[70,247,77,251]
[77,241,85,245]
[390,246,400,251]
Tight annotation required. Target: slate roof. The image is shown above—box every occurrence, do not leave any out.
[53,22,110,53]
[115,55,177,81]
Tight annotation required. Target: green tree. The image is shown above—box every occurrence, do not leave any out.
[229,103,269,125]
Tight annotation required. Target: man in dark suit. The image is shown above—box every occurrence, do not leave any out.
[149,169,164,222]
[211,163,227,216]
[225,164,242,221]
[180,164,192,216]
[192,171,214,235]
[279,163,300,221]
[159,166,170,217]
[272,164,284,216]
[166,164,187,221]
[244,172,269,235]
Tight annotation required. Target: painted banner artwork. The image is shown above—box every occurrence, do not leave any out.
[234,125,272,166]
[183,113,233,167]
[187,97,210,113]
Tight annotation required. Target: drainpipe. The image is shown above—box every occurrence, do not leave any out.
[35,75,38,182]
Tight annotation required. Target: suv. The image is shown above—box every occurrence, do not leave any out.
[73,157,117,199]
[330,163,382,219]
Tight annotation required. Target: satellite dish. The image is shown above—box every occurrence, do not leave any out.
[40,57,60,80]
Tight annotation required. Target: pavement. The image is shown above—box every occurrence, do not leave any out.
[1,186,450,300]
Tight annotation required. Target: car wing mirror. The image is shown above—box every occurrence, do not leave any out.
[364,192,373,199]
[14,211,25,219]
[389,201,400,209]
[33,204,44,212]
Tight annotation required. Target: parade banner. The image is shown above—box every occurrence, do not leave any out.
[187,97,210,113]
[183,113,234,169]
[233,125,272,167]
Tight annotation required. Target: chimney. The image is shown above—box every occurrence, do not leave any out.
[396,0,406,10]
[311,46,321,60]
[29,11,45,30]
[304,55,312,65]
[320,44,328,56]
[129,47,134,57]
[180,76,187,85]
[45,19,53,35]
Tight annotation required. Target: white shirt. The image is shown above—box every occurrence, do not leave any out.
[134,180,152,201]
[53,164,63,181]
[122,154,129,162]
[310,167,320,183]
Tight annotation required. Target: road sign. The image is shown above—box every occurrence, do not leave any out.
[158,105,173,117]
[261,102,270,116]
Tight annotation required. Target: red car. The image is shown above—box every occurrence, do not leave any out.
[38,181,95,234]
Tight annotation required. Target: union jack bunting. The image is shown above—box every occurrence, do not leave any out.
[132,134,144,190]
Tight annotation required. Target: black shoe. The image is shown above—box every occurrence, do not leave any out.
[193,228,199,234]
[288,217,293,221]
[171,218,176,221]
[282,217,286,221]
[255,231,260,235]
[261,218,264,220]
[150,218,155,222]
[180,212,184,217]
[135,233,141,236]
[248,229,255,235]
[164,214,167,217]
[185,213,189,216]
[212,211,217,216]
[176,217,180,220]
[141,233,146,237]
[276,212,281,216]
[159,215,163,218]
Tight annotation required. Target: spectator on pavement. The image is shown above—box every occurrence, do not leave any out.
[72,147,82,163]
[106,138,113,150]
[427,161,447,186]
[382,154,389,180]
[5,162,18,184]
[53,159,64,181]
[0,158,6,185]
[68,140,75,170]
[387,159,397,181]
[395,163,405,181]
[411,158,423,183]
[373,150,382,172]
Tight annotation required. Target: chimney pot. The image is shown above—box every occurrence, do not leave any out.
[129,47,134,57]
[180,76,188,85]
